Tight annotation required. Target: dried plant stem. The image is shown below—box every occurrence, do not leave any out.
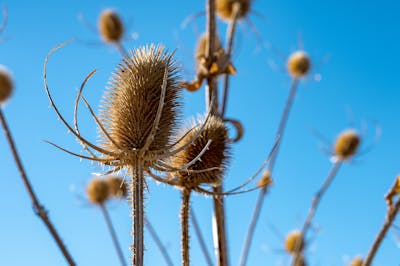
[220,3,240,117]
[0,109,76,266]
[100,204,127,266]
[213,188,229,266]
[145,218,174,266]
[191,210,213,266]
[181,189,191,266]
[131,162,145,266]
[364,192,400,265]
[240,79,299,266]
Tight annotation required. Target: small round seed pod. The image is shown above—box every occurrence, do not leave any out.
[216,0,251,21]
[106,176,127,198]
[171,115,230,189]
[287,51,311,79]
[334,130,360,160]
[87,178,109,205]
[257,170,272,189]
[285,230,304,254]
[349,257,363,266]
[98,9,124,43]
[0,67,13,103]
[100,45,182,155]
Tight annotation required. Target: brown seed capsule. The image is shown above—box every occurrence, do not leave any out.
[98,9,124,43]
[257,170,272,189]
[285,230,304,254]
[106,176,127,198]
[334,130,360,159]
[0,67,13,103]
[100,45,182,155]
[216,0,251,21]
[349,257,363,266]
[287,51,311,79]
[196,33,222,62]
[171,115,230,189]
[87,178,109,205]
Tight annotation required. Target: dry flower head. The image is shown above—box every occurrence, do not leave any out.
[257,170,272,189]
[285,230,304,254]
[334,129,360,160]
[0,67,13,103]
[98,9,124,43]
[349,257,363,266]
[287,51,311,79]
[87,178,109,205]
[216,0,251,21]
[106,176,127,198]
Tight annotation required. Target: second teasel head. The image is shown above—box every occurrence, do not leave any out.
[98,9,124,43]
[216,0,251,21]
[106,176,127,198]
[0,67,13,104]
[334,129,360,160]
[287,51,311,79]
[170,115,230,189]
[87,178,110,205]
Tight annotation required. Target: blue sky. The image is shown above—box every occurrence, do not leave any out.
[0,0,400,265]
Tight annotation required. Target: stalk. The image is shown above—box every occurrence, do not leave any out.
[131,162,144,266]
[181,189,191,266]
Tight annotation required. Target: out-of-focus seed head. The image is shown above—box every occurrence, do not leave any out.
[216,0,251,21]
[100,45,182,157]
[171,115,230,189]
[287,51,311,79]
[0,67,13,104]
[285,230,304,254]
[196,33,222,61]
[106,176,127,198]
[87,178,109,205]
[257,170,273,189]
[349,257,363,266]
[334,130,360,160]
[98,9,124,43]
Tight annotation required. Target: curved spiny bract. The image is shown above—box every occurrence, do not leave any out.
[216,0,251,21]
[99,45,182,165]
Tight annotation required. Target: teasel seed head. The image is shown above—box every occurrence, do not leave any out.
[100,45,182,157]
[257,170,273,189]
[285,230,304,254]
[0,66,13,104]
[349,257,363,266]
[87,178,109,205]
[287,51,311,79]
[216,0,251,21]
[334,129,360,160]
[98,9,124,43]
[106,176,127,199]
[196,33,222,62]
[171,115,230,189]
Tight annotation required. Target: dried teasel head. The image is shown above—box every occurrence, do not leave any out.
[216,0,251,21]
[285,230,304,254]
[98,9,124,43]
[349,257,363,266]
[106,176,127,199]
[287,51,311,79]
[195,33,222,62]
[0,66,13,104]
[100,45,182,160]
[87,178,109,205]
[170,115,230,189]
[334,129,360,160]
[257,170,272,190]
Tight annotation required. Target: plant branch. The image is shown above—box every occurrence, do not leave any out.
[191,209,213,266]
[212,186,229,266]
[131,162,144,266]
[181,189,191,266]
[0,109,76,266]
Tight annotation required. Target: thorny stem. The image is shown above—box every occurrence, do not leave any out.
[291,161,342,266]
[0,109,76,266]
[131,162,144,266]
[191,210,213,266]
[181,189,191,266]
[220,2,241,117]
[364,186,400,265]
[100,205,127,266]
[240,79,299,266]
[145,218,174,266]
[213,186,229,266]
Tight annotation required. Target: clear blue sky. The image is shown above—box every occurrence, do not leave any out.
[0,0,399,265]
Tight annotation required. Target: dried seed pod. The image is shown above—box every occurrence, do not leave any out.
[257,170,272,189]
[106,176,127,198]
[100,45,182,156]
[334,130,360,159]
[287,51,311,79]
[196,33,222,62]
[349,257,363,266]
[98,9,124,43]
[0,67,13,103]
[285,230,304,254]
[171,115,230,189]
[216,0,251,21]
[87,178,109,205]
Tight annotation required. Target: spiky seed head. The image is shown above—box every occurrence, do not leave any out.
[334,130,360,159]
[285,230,304,254]
[87,178,109,205]
[349,257,363,266]
[98,9,124,43]
[216,0,251,21]
[106,176,127,198]
[257,170,272,189]
[196,33,222,61]
[287,51,311,79]
[171,115,230,189]
[100,45,182,155]
[0,67,13,103]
